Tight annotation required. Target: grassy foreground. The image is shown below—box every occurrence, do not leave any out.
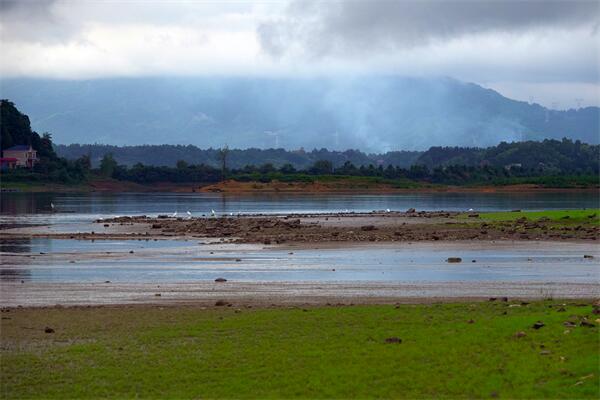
[479,209,599,224]
[1,301,598,399]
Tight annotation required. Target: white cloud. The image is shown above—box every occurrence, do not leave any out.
[0,0,598,107]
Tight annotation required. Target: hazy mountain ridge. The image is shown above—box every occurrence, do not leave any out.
[1,76,598,151]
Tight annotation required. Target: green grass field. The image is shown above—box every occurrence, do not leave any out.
[1,301,598,399]
[474,209,600,226]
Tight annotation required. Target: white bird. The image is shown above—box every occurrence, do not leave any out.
[172,211,178,218]
[211,209,216,217]
[468,208,474,212]
[344,209,349,213]
[186,211,192,218]
[50,202,55,210]
[229,212,233,216]
[386,208,391,213]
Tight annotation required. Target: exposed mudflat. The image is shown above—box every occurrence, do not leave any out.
[2,211,598,307]
[89,211,600,244]
[3,211,597,243]
[2,280,599,308]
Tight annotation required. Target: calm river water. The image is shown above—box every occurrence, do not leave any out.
[2,191,598,227]
[1,192,598,286]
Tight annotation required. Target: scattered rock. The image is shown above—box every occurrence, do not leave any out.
[532,321,545,329]
[467,319,475,324]
[385,337,402,344]
[406,208,416,213]
[129,250,134,254]
[215,300,228,306]
[446,257,462,263]
[360,225,377,231]
[154,293,161,297]
[580,320,595,328]
[44,327,55,333]
[583,254,594,259]
[104,280,111,283]
[214,277,227,282]
[489,297,497,302]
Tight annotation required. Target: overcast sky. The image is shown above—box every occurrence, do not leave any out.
[1,0,598,108]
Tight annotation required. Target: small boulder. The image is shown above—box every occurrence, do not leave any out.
[215,300,229,306]
[532,321,545,330]
[580,320,595,328]
[446,257,462,263]
[385,337,402,344]
[44,327,55,333]
[214,278,227,283]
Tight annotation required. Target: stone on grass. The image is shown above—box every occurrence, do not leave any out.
[385,337,402,344]
[532,321,545,330]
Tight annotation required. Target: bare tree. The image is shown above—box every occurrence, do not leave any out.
[218,145,229,181]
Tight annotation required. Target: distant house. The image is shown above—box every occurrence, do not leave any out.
[0,157,18,170]
[504,163,522,170]
[2,145,38,168]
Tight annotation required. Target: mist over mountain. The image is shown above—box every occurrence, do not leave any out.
[1,76,597,152]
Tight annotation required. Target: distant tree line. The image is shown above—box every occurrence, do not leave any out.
[106,153,598,187]
[55,144,422,170]
[56,138,599,175]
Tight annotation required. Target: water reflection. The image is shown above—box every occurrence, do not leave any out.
[0,268,31,281]
[1,191,598,219]
[1,239,598,284]
[0,238,33,253]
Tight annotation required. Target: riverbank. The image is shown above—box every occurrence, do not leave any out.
[200,179,600,193]
[2,177,599,193]
[1,300,598,398]
[0,178,203,193]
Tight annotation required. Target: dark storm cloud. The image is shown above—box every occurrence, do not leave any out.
[257,0,600,57]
